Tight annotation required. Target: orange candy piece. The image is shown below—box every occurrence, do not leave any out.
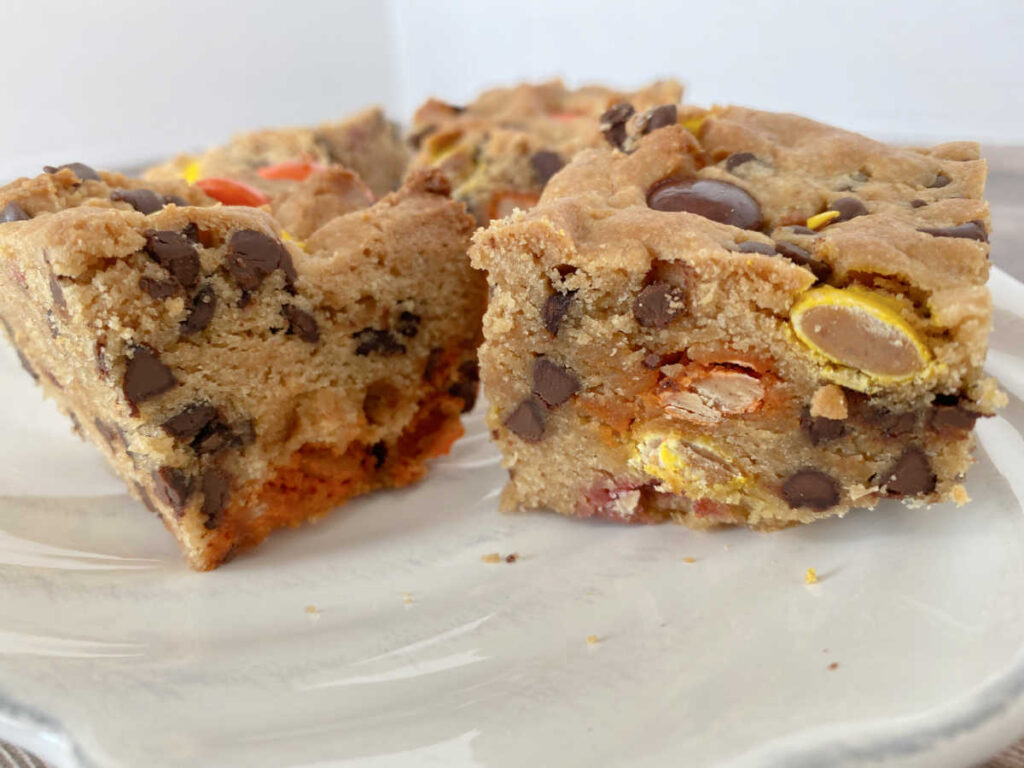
[195,177,270,207]
[257,160,325,182]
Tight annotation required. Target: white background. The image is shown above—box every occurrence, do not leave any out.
[2,0,1023,180]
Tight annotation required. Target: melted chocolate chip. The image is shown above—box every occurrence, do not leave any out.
[647,178,763,230]
[733,240,776,255]
[800,408,845,446]
[152,466,193,516]
[831,197,868,222]
[181,284,216,335]
[503,396,547,442]
[782,469,840,510]
[162,403,218,442]
[0,202,30,223]
[927,172,951,189]
[643,104,677,134]
[917,220,988,242]
[139,276,181,299]
[200,468,231,529]
[910,199,928,208]
[724,152,758,173]
[110,188,165,215]
[225,229,292,291]
[370,441,388,469]
[774,241,833,282]
[281,305,319,343]
[449,360,480,413]
[396,310,421,338]
[880,447,936,496]
[530,150,565,186]
[634,281,687,328]
[122,346,176,406]
[144,230,200,288]
[532,357,579,408]
[542,290,575,335]
[600,103,635,149]
[353,328,405,356]
[44,163,100,181]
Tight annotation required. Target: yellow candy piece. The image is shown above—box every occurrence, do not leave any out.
[806,210,840,230]
[790,285,930,380]
[280,229,306,251]
[632,432,746,499]
[182,159,202,185]
[681,115,706,135]
[804,567,819,585]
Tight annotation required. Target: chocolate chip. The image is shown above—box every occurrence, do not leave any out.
[200,468,231,529]
[370,441,388,469]
[542,290,575,335]
[225,229,292,291]
[353,328,405,356]
[786,225,816,235]
[194,421,235,455]
[880,447,936,496]
[800,408,845,446]
[134,482,159,515]
[634,281,687,328]
[139,276,180,299]
[152,466,193,516]
[1,202,30,223]
[782,469,840,510]
[144,230,200,289]
[164,194,188,207]
[532,357,579,407]
[930,403,980,433]
[530,150,565,186]
[503,396,547,442]
[396,310,421,338]
[724,152,758,173]
[831,197,868,222]
[917,220,988,242]
[733,240,776,255]
[643,104,677,134]
[857,404,918,437]
[49,272,66,314]
[281,304,319,343]
[910,199,928,208]
[122,345,176,406]
[44,163,100,181]
[774,241,833,282]
[642,352,662,369]
[600,103,635,149]
[162,403,218,442]
[449,359,479,413]
[182,222,199,242]
[94,418,119,449]
[647,178,763,230]
[181,284,216,335]
[927,172,951,189]
[15,347,38,381]
[110,188,165,215]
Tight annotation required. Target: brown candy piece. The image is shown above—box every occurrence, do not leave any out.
[917,220,988,242]
[634,281,687,329]
[144,230,200,289]
[152,467,193,516]
[111,188,166,215]
[281,305,319,343]
[503,396,547,442]
[181,284,216,335]
[542,290,575,335]
[782,469,840,511]
[200,468,231,529]
[44,162,100,181]
[530,150,564,186]
[733,240,776,255]
[225,230,294,291]
[532,357,580,407]
[600,103,635,149]
[642,104,677,134]
[880,447,936,496]
[830,197,867,222]
[1,202,30,223]
[122,346,176,406]
[647,178,763,230]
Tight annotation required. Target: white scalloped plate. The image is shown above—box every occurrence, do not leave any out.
[0,270,1022,768]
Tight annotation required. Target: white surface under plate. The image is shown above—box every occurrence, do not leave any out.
[1,270,1023,768]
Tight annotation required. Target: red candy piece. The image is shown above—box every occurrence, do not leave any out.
[257,160,325,182]
[196,178,270,207]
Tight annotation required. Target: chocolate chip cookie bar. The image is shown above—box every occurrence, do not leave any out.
[470,107,1003,529]
[407,79,683,224]
[145,106,409,205]
[0,163,484,569]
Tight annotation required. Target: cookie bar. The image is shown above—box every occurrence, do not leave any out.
[407,79,683,224]
[145,106,409,203]
[470,109,1003,529]
[0,163,484,569]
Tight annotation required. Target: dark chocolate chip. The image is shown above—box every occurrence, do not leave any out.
[94,418,119,449]
[370,441,388,469]
[530,150,565,186]
[152,466,193,516]
[542,289,575,335]
[503,396,547,442]
[782,469,840,510]
[353,328,405,356]
[733,240,776,255]
[643,104,677,134]
[181,284,216,335]
[647,178,763,230]
[830,197,868,222]
[281,304,319,343]
[193,421,235,455]
[43,163,100,181]
[880,447,936,496]
[225,229,292,291]
[724,152,758,173]
[144,230,200,288]
[800,407,845,446]
[1,202,30,223]
[182,222,199,242]
[917,220,988,242]
[532,356,580,409]
[122,346,176,405]
[910,199,928,208]
[449,359,479,413]
[200,468,231,529]
[163,194,188,207]
[396,310,421,338]
[786,225,817,235]
[600,103,635,149]
[857,404,918,437]
[930,404,980,433]
[49,272,67,314]
[633,281,687,329]
[927,172,951,189]
[774,241,833,282]
[642,352,662,369]
[162,403,218,442]
[139,276,181,299]
[110,188,165,215]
